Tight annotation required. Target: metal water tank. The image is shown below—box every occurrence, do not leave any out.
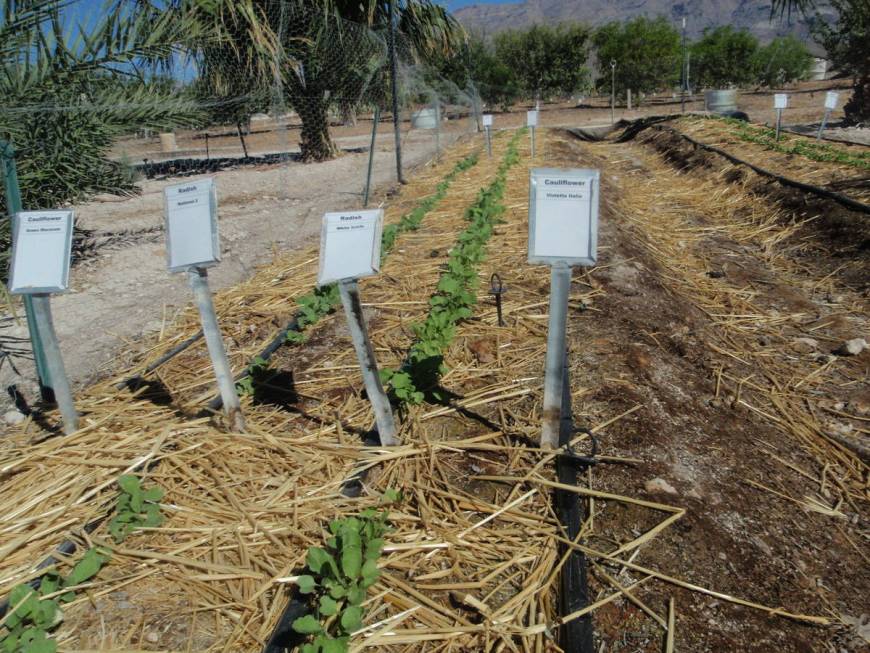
[704,89,738,114]
[411,107,439,129]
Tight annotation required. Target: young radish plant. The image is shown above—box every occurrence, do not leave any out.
[291,490,401,653]
[0,475,164,653]
[381,131,524,406]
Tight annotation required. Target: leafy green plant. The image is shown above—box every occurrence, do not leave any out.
[694,115,870,170]
[381,131,523,405]
[1,548,108,653]
[292,490,401,652]
[236,356,271,395]
[108,474,164,543]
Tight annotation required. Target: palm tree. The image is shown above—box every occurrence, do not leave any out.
[175,0,463,162]
[0,0,203,216]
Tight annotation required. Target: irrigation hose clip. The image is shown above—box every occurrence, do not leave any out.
[489,273,506,327]
[558,427,599,468]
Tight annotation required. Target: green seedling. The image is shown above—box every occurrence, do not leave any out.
[292,491,401,653]
[108,474,164,543]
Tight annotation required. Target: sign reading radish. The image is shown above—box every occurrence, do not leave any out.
[825,91,839,110]
[482,114,493,127]
[8,210,74,294]
[528,168,599,266]
[774,94,788,109]
[318,209,384,286]
[164,178,219,272]
[527,110,539,127]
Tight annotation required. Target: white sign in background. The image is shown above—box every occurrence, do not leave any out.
[164,178,220,273]
[528,169,599,267]
[774,94,788,109]
[527,110,539,127]
[8,210,74,294]
[482,114,493,127]
[318,209,384,286]
[825,91,839,110]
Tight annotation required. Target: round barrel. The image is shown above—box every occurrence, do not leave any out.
[411,107,438,129]
[705,89,738,114]
[159,132,177,153]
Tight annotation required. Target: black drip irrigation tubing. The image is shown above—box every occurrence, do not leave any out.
[647,124,870,215]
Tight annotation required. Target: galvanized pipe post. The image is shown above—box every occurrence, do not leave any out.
[30,295,77,434]
[610,60,616,124]
[434,98,441,157]
[530,126,536,158]
[627,88,632,111]
[387,0,405,184]
[541,263,572,449]
[680,17,687,113]
[338,279,397,446]
[775,108,782,141]
[817,108,831,141]
[485,125,492,157]
[188,267,245,432]
[363,106,380,207]
[0,140,54,403]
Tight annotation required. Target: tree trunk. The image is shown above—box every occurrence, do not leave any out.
[339,100,358,127]
[844,74,870,125]
[297,98,338,162]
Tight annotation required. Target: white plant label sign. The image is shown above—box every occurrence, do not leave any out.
[318,209,383,286]
[528,168,599,266]
[774,94,788,109]
[824,91,839,110]
[8,210,74,294]
[482,114,493,127]
[164,178,220,273]
[527,110,539,127]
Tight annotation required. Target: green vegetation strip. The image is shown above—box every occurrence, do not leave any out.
[1,475,164,653]
[291,490,400,653]
[381,130,524,405]
[235,150,481,391]
[693,115,870,171]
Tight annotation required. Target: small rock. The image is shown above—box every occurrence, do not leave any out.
[706,270,725,279]
[833,338,868,357]
[3,410,25,425]
[145,631,160,644]
[825,421,853,438]
[644,478,677,495]
[791,337,819,354]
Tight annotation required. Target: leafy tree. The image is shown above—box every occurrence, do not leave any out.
[753,35,813,87]
[813,0,870,123]
[690,26,759,89]
[494,23,592,101]
[593,16,681,100]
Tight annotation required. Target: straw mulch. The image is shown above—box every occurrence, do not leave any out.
[675,117,870,204]
[584,134,869,512]
[0,128,841,653]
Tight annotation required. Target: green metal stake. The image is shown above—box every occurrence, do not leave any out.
[0,140,54,403]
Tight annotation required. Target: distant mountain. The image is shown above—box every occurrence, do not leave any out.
[454,0,834,49]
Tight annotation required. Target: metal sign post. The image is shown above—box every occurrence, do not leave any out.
[527,111,539,157]
[818,91,838,141]
[363,106,380,207]
[434,99,441,157]
[318,209,397,446]
[0,141,53,402]
[188,267,245,432]
[774,94,787,141]
[8,210,77,433]
[482,114,493,157]
[528,168,600,449]
[610,60,617,124]
[627,88,632,111]
[164,178,245,431]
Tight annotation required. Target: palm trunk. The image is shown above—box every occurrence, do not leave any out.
[297,98,338,162]
[340,100,358,127]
